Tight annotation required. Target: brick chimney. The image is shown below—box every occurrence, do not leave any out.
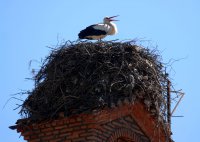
[11,42,173,142]
[15,101,169,142]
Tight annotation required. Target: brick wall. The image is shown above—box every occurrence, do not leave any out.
[17,101,169,142]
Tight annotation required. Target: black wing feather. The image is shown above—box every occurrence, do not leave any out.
[78,24,107,39]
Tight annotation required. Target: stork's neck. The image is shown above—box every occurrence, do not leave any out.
[105,21,118,35]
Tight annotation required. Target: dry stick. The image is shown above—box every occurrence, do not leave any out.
[20,41,169,123]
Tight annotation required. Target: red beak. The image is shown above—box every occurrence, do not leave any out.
[108,15,119,21]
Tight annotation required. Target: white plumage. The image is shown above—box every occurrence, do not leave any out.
[78,16,118,40]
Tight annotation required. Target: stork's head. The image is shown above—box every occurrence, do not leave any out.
[103,15,119,24]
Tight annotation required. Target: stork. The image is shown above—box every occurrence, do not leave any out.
[78,16,118,40]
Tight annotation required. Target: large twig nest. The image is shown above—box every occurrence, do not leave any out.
[20,41,168,121]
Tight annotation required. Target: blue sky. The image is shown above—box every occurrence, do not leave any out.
[1,0,200,141]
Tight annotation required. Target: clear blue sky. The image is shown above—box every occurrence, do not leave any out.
[1,0,200,141]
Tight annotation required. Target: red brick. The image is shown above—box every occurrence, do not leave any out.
[63,140,71,142]
[76,117,82,122]
[38,133,45,137]
[22,131,32,136]
[41,135,55,141]
[45,123,52,127]
[29,139,40,142]
[23,135,30,140]
[53,130,60,135]
[54,125,65,130]
[56,120,64,125]
[59,132,71,137]
[73,137,86,142]
[41,127,54,132]
[49,138,63,142]
[68,122,82,127]
[69,119,76,123]
[17,101,169,142]
[111,121,123,128]
[68,131,79,139]
[32,124,39,130]
[30,135,38,139]
[51,121,57,126]
[63,119,70,124]
[86,136,102,141]
[72,126,81,131]
[79,132,91,137]
[60,128,73,133]
[80,125,87,129]
[45,131,53,136]
[38,124,46,129]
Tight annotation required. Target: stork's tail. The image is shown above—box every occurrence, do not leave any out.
[78,31,85,39]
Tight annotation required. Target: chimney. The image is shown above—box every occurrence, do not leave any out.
[16,101,169,142]
[10,41,172,142]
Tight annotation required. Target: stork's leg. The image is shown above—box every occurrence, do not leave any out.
[98,39,106,47]
[97,39,102,44]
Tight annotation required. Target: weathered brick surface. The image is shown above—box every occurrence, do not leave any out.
[18,101,169,142]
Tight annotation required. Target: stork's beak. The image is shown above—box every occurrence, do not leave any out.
[108,15,119,21]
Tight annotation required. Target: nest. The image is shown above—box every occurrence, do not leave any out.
[20,41,168,121]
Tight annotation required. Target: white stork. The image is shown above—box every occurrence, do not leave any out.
[78,16,118,40]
